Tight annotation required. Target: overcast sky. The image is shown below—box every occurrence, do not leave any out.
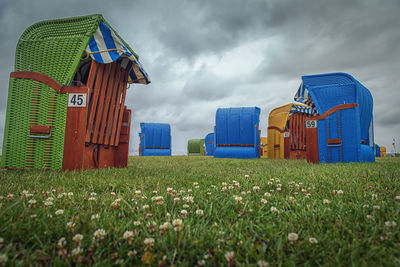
[0,0,399,155]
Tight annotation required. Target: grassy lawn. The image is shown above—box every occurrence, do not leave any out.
[0,156,399,266]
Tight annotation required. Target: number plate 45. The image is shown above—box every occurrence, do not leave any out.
[305,120,317,129]
[68,93,87,107]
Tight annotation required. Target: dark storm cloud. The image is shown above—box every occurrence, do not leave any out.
[0,0,399,153]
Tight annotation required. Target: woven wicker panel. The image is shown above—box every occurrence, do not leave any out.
[1,15,103,170]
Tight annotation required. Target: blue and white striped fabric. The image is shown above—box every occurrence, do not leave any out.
[86,22,150,84]
[289,104,314,115]
[294,82,318,115]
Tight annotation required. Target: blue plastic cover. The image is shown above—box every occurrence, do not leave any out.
[205,133,215,156]
[214,107,260,159]
[298,73,374,163]
[139,123,171,156]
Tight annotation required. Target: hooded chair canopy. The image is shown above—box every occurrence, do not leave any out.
[139,123,171,156]
[214,107,261,159]
[1,14,150,170]
[295,72,374,163]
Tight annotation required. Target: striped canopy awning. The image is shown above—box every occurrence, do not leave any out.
[289,104,314,115]
[294,82,317,115]
[86,22,150,84]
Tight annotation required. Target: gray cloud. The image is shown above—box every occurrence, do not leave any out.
[0,0,399,155]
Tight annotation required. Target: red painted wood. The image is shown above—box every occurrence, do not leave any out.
[30,125,51,134]
[98,63,118,144]
[85,63,105,143]
[327,138,342,144]
[113,74,128,146]
[110,70,128,146]
[104,66,122,146]
[62,86,89,170]
[92,63,112,144]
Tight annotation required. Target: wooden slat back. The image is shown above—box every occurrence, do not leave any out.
[85,61,129,146]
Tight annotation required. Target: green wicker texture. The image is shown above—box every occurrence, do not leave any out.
[1,15,104,170]
[187,139,205,156]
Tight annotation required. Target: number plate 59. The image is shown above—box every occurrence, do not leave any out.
[68,93,87,107]
[305,120,317,129]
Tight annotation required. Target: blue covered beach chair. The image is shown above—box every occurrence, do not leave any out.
[214,107,261,159]
[205,133,215,156]
[294,73,374,163]
[139,123,171,156]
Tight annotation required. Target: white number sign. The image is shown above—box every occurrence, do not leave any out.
[305,120,317,129]
[284,132,290,138]
[68,93,87,107]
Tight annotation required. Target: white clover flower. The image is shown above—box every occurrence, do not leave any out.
[71,247,83,256]
[93,229,106,241]
[67,192,74,197]
[323,199,330,204]
[133,221,141,226]
[385,221,397,227]
[221,187,227,192]
[44,201,53,207]
[90,192,97,196]
[394,196,400,200]
[181,209,188,215]
[288,233,298,241]
[91,214,100,220]
[270,206,278,213]
[167,187,173,192]
[372,194,378,200]
[127,250,137,257]
[288,197,295,203]
[366,215,373,220]
[253,186,260,192]
[55,209,64,215]
[88,197,96,201]
[110,192,116,197]
[234,195,243,203]
[182,204,189,209]
[221,182,228,186]
[28,199,37,205]
[152,190,158,194]
[160,222,171,230]
[57,193,64,199]
[30,214,37,218]
[196,209,204,216]
[337,190,343,195]
[72,234,83,243]
[172,219,183,226]
[111,199,121,208]
[185,196,194,203]
[264,192,271,197]
[309,237,318,244]
[66,222,75,230]
[244,174,249,179]
[258,260,269,267]
[135,190,141,195]
[193,182,199,186]
[373,205,380,210]
[142,204,150,210]
[241,191,247,195]
[7,194,14,200]
[57,237,67,248]
[260,199,267,205]
[123,231,135,239]
[198,259,206,266]
[144,237,155,246]
[225,251,234,261]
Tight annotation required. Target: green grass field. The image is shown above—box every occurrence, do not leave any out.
[0,156,399,266]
